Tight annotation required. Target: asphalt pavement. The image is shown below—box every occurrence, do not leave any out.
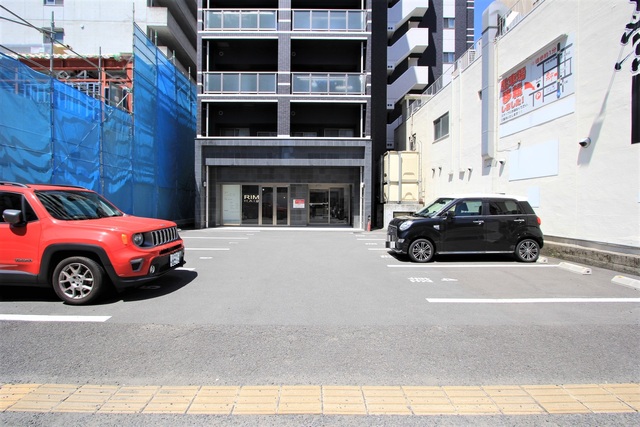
[1,227,639,426]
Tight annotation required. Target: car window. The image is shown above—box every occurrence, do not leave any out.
[448,200,483,216]
[0,192,38,222]
[35,190,123,220]
[415,197,454,217]
[488,200,523,215]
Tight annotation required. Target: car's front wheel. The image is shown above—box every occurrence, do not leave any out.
[52,256,105,305]
[408,239,435,263]
[515,239,540,263]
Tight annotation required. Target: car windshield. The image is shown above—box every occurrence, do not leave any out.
[414,197,454,217]
[36,190,123,220]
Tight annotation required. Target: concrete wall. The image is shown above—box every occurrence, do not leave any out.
[395,0,639,249]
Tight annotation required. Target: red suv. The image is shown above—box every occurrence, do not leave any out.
[0,182,185,304]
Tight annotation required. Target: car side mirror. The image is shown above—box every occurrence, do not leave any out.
[3,209,25,227]
[444,210,455,220]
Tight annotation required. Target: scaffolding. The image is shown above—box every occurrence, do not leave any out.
[0,25,197,223]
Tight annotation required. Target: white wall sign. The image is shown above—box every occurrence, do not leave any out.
[500,35,575,124]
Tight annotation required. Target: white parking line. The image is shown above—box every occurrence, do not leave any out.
[0,314,111,322]
[184,248,230,251]
[389,264,557,268]
[426,298,640,304]
[182,237,248,240]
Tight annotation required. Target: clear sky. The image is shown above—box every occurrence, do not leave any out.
[474,0,493,41]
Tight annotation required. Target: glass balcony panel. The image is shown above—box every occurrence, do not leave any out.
[347,75,364,93]
[329,12,347,31]
[223,12,240,29]
[240,74,257,92]
[311,75,328,93]
[347,11,365,31]
[259,11,277,29]
[205,11,222,29]
[292,74,310,93]
[206,74,221,92]
[242,12,258,30]
[311,11,329,30]
[293,11,310,30]
[329,75,346,93]
[258,74,276,92]
[222,74,239,92]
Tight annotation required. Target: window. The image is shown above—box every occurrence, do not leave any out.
[448,200,483,216]
[434,113,449,140]
[324,129,354,137]
[444,18,455,28]
[0,193,38,222]
[44,0,63,5]
[43,27,64,43]
[488,200,523,215]
[220,128,250,137]
[443,52,455,63]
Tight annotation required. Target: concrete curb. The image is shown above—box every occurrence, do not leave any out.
[542,241,640,276]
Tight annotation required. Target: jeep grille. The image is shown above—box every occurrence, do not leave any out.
[150,226,179,247]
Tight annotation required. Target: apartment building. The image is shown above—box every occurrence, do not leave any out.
[385,0,474,149]
[194,1,475,228]
[195,0,375,228]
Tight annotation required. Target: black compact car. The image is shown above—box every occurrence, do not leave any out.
[386,194,544,263]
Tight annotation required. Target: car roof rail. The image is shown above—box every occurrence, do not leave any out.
[0,181,28,188]
[35,183,87,189]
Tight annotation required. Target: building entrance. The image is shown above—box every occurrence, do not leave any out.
[309,187,349,225]
[221,183,350,227]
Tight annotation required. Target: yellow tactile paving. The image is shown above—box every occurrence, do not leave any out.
[0,383,638,416]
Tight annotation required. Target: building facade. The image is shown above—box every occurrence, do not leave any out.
[385,0,474,149]
[392,0,640,253]
[194,0,475,229]
[195,0,375,228]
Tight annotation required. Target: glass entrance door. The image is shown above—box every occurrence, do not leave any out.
[276,187,288,225]
[329,187,348,225]
[260,186,289,225]
[261,187,273,225]
[309,189,329,224]
[309,187,349,225]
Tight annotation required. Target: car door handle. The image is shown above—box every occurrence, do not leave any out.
[513,219,525,223]
[473,220,484,225]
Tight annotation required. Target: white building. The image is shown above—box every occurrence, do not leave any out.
[0,0,196,77]
[392,0,639,270]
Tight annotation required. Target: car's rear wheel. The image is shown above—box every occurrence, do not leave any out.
[408,239,434,263]
[515,239,540,263]
[52,256,105,305]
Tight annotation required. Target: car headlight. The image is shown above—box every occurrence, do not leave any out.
[399,220,413,231]
[132,233,144,246]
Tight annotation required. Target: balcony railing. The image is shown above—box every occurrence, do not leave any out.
[292,10,366,32]
[203,72,277,93]
[203,9,277,31]
[202,72,366,95]
[291,73,366,95]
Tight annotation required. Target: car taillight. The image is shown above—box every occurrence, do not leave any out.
[537,216,542,225]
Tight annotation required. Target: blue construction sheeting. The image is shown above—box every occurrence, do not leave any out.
[0,25,196,223]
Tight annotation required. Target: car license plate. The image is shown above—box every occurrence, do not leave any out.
[170,251,182,267]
